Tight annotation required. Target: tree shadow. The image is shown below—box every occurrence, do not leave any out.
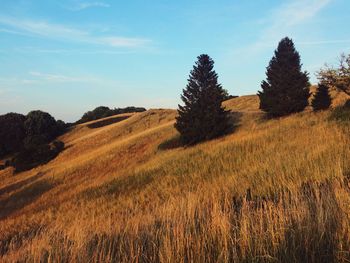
[0,172,45,196]
[158,135,183,151]
[87,116,131,129]
[158,111,243,151]
[0,178,54,220]
[11,141,65,173]
[275,181,340,263]
[228,111,243,132]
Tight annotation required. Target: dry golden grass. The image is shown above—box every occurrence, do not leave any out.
[0,94,350,262]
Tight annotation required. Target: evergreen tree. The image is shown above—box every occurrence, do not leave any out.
[175,54,230,145]
[312,84,332,111]
[258,37,310,117]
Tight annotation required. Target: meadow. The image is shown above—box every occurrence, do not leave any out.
[0,92,350,262]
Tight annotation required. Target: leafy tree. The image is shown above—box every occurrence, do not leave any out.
[221,88,238,101]
[258,37,310,117]
[0,110,67,172]
[175,54,230,145]
[0,113,26,157]
[24,110,59,146]
[317,53,350,96]
[312,84,332,111]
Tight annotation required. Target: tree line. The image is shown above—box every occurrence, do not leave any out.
[1,36,349,171]
[0,111,66,172]
[175,37,350,145]
[0,105,146,172]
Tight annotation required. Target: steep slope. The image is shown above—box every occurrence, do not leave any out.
[0,94,350,262]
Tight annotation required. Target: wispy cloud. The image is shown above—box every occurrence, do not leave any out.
[245,0,332,52]
[0,16,151,48]
[29,71,92,83]
[13,47,136,55]
[71,2,110,11]
[298,39,350,45]
[0,72,122,89]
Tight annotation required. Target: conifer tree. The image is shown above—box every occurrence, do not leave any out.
[175,54,230,145]
[258,37,310,117]
[312,84,332,111]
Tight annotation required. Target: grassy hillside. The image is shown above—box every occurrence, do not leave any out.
[1,93,350,262]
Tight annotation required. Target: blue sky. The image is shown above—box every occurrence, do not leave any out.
[0,0,350,121]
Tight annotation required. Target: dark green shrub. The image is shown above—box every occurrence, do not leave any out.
[24,111,59,144]
[312,84,332,111]
[330,99,350,122]
[0,113,26,157]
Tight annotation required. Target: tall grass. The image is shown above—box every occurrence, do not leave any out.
[0,97,350,262]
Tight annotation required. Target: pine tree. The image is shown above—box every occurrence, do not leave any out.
[258,37,310,117]
[312,84,332,111]
[175,54,230,145]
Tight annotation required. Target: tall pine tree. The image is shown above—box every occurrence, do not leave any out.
[312,84,332,111]
[175,54,230,145]
[258,37,310,117]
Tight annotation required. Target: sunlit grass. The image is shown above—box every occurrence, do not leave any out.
[1,95,350,262]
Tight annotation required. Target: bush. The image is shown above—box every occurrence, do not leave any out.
[330,99,350,122]
[24,111,60,144]
[312,84,332,111]
[0,110,67,172]
[0,113,26,157]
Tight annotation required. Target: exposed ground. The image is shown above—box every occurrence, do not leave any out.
[0,91,350,262]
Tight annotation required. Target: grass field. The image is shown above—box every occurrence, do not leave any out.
[1,92,350,262]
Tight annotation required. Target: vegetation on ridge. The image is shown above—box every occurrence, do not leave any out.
[258,37,310,117]
[0,92,350,262]
[77,106,146,124]
[312,84,332,111]
[175,54,231,145]
[1,37,350,262]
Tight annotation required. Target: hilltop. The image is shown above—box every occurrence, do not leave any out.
[0,92,350,262]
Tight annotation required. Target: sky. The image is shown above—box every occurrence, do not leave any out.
[0,0,350,122]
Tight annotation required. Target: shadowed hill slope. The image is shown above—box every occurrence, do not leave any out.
[0,93,350,262]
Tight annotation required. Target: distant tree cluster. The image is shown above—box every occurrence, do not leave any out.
[0,104,148,172]
[77,106,146,124]
[0,110,66,172]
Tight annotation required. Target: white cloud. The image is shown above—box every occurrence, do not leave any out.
[245,0,332,52]
[73,2,110,11]
[273,0,331,27]
[0,77,38,85]
[0,72,101,86]
[29,71,91,82]
[100,37,151,47]
[0,16,151,48]
[298,39,350,46]
[12,47,137,55]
